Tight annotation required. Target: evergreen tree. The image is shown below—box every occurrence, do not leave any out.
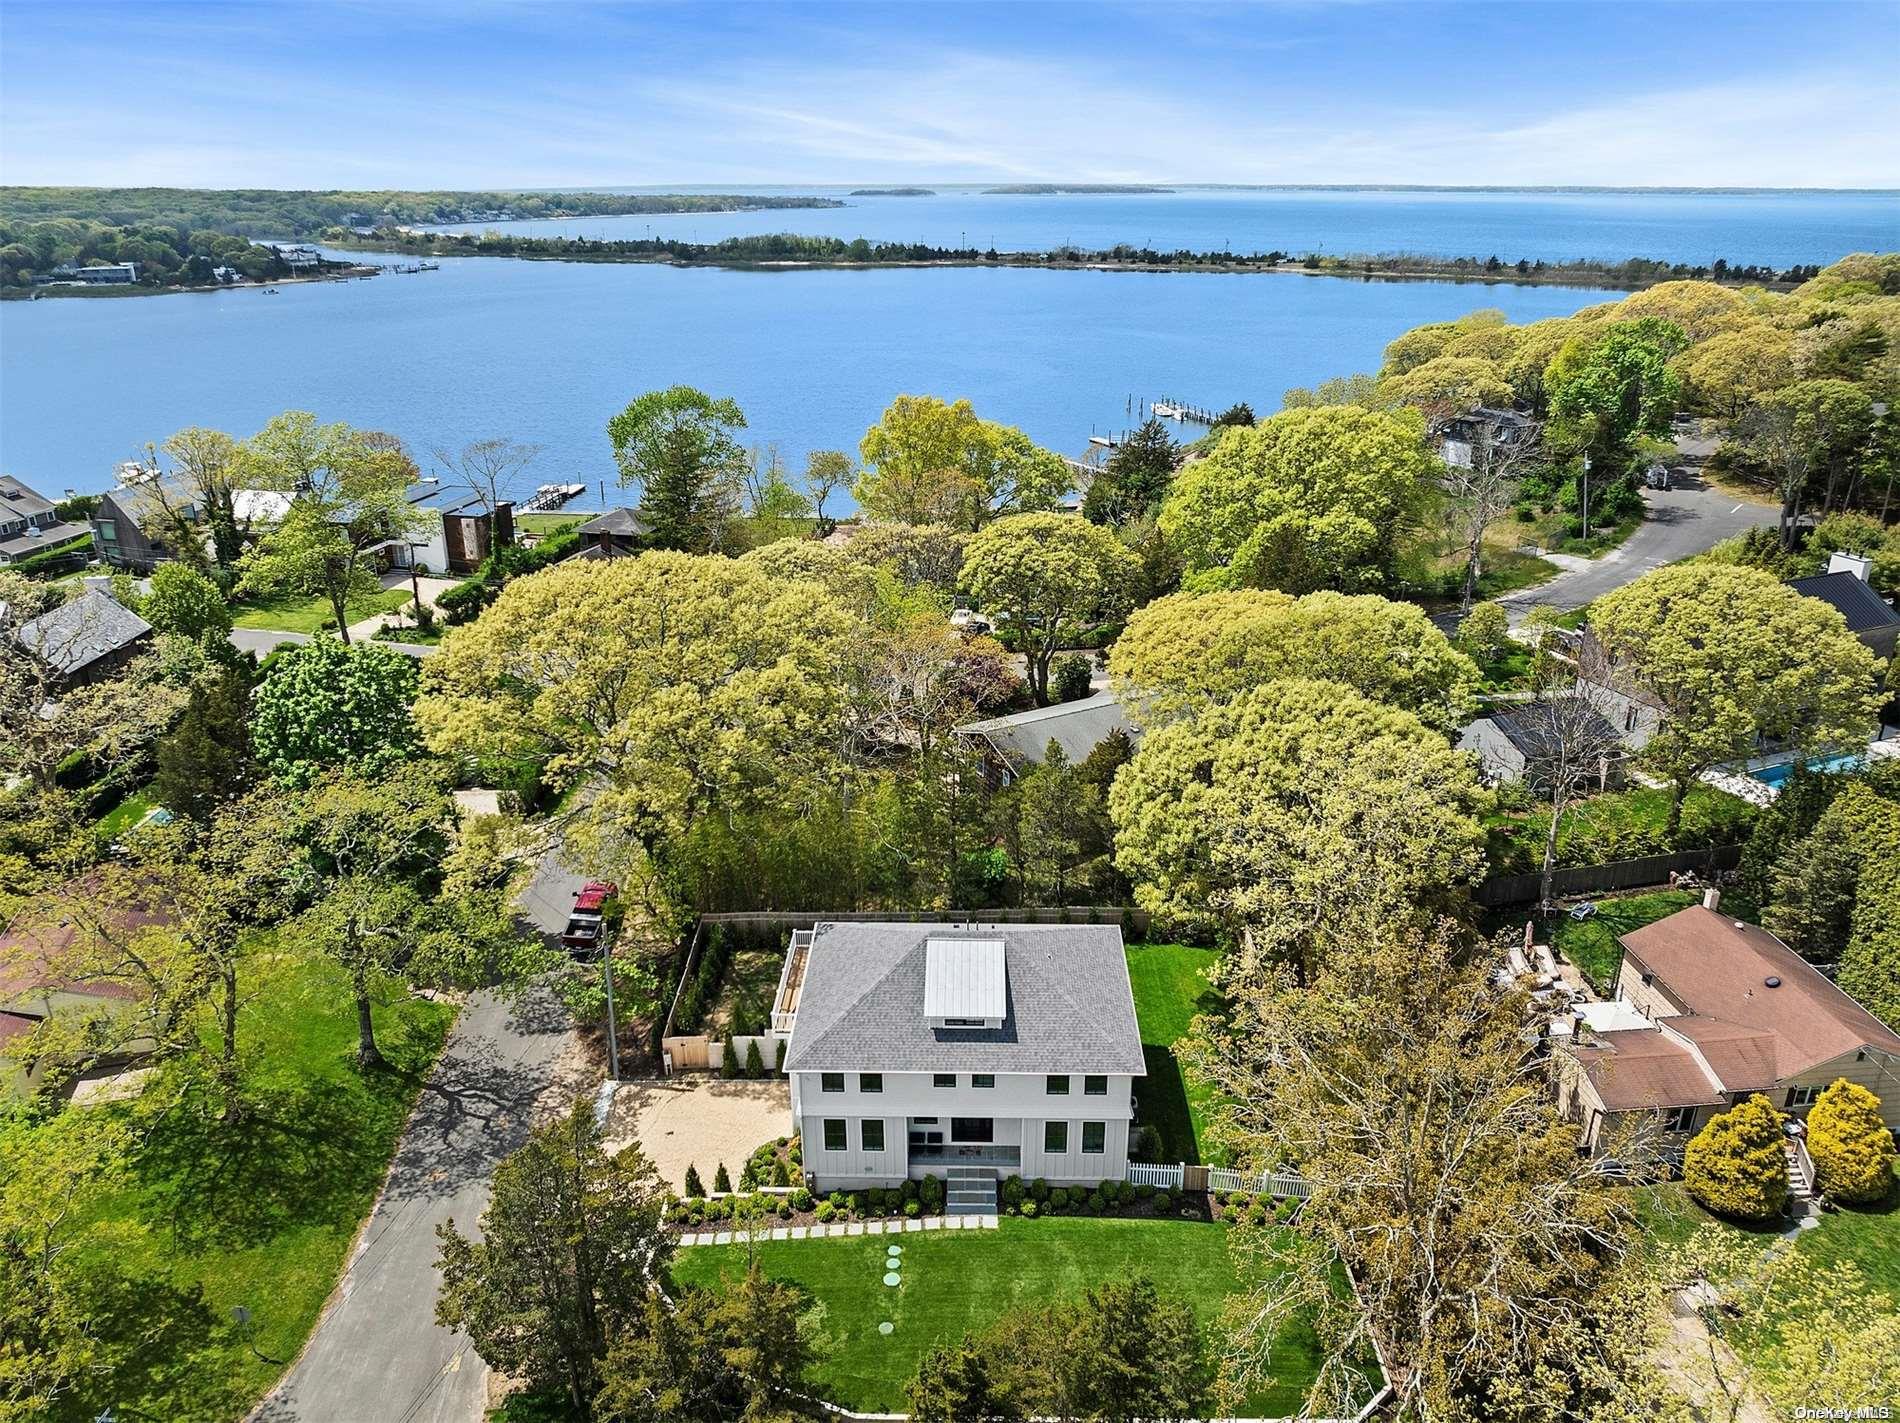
[713,1162,732,1195]
[1684,1094,1789,1224]
[155,667,253,821]
[743,1039,764,1078]
[1082,418,1179,528]
[720,1038,739,1078]
[1807,1079,1899,1204]
[683,1163,705,1198]
[906,1340,1003,1423]
[607,386,747,553]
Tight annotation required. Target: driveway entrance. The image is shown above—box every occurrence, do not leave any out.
[603,1076,791,1193]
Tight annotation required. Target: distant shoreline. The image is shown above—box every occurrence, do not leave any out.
[3,265,380,301]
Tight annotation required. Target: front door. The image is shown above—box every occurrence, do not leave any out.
[950,1117,993,1143]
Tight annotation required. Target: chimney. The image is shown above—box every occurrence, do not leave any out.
[1703,886,1722,912]
[1828,551,1873,583]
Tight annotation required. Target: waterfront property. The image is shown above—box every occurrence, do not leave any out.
[90,473,201,572]
[0,475,86,565]
[779,923,1145,1204]
[388,479,513,575]
[1550,903,1900,1172]
[10,587,152,685]
[49,261,138,285]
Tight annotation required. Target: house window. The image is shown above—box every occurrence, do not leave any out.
[1082,1122,1106,1154]
[860,1073,882,1094]
[1083,1075,1107,1096]
[1660,1106,1697,1133]
[1044,1121,1068,1153]
[1786,1085,1820,1111]
[97,518,118,545]
[820,1072,845,1093]
[933,1073,956,1088]
[943,1017,985,1027]
[823,1119,847,1152]
[971,1073,994,1089]
[862,1120,885,1153]
[1046,1075,1070,1095]
[1624,705,1639,733]
[951,1117,993,1143]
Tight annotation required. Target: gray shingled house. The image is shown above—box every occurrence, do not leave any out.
[779,922,1145,1209]
[953,692,1138,785]
[12,589,153,685]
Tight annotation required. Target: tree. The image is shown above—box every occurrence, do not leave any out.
[417,554,857,851]
[1456,601,1511,661]
[840,521,967,595]
[683,1164,704,1198]
[1379,354,1512,419]
[844,610,1016,760]
[712,1161,732,1192]
[1762,783,1896,965]
[1445,419,1543,611]
[1674,325,1795,418]
[1683,1094,1788,1224]
[1157,404,1433,593]
[596,1267,812,1423]
[1212,401,1256,427]
[959,513,1138,705]
[1187,928,1642,1421]
[1082,418,1178,527]
[906,1340,1002,1423]
[1589,564,1879,834]
[1806,1078,1897,1204]
[980,422,1073,521]
[1835,788,1900,1027]
[138,563,233,642]
[802,448,854,530]
[607,386,748,553]
[738,444,812,547]
[431,436,541,540]
[154,666,252,821]
[1519,686,1630,915]
[1051,653,1093,703]
[1546,317,1687,476]
[855,395,993,527]
[1753,380,1876,543]
[1106,589,1479,733]
[436,1105,673,1418]
[269,764,457,1069]
[235,412,427,643]
[249,636,419,788]
[143,425,247,570]
[1108,679,1483,959]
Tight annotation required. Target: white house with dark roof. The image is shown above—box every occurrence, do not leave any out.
[778,922,1145,1208]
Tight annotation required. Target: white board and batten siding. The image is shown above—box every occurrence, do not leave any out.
[798,1112,910,1189]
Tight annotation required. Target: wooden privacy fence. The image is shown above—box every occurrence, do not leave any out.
[1127,1161,1312,1199]
[1474,843,1745,907]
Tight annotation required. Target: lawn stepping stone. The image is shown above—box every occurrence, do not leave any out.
[886,1243,902,1255]
[878,1322,894,1335]
[883,1271,902,1286]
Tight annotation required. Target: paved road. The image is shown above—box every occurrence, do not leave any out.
[258,859,583,1423]
[1496,475,1776,623]
[231,627,437,659]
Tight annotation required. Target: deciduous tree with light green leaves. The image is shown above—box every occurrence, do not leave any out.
[416,553,858,849]
[959,512,1138,705]
[855,396,1069,529]
[1379,354,1513,420]
[136,562,233,643]
[1108,678,1484,961]
[234,412,426,643]
[249,635,420,788]
[1156,405,1433,593]
[1588,563,1879,835]
[1108,588,1478,732]
[1545,317,1688,475]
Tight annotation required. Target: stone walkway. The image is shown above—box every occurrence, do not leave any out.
[678,1213,998,1247]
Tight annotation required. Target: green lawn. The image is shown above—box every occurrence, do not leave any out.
[95,786,156,837]
[53,950,456,1421]
[1484,783,1757,877]
[1124,943,1226,1166]
[230,585,411,634]
[673,1217,1331,1416]
[1536,888,1761,992]
[514,512,589,536]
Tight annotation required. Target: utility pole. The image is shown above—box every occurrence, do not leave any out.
[1580,452,1592,542]
[601,933,621,1082]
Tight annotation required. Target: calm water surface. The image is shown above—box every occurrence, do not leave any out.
[425,186,1900,268]
[1,256,1617,499]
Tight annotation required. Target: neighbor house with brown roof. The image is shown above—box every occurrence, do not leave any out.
[1551,902,1900,1166]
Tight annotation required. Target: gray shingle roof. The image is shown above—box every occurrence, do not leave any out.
[784,922,1146,1076]
[14,590,152,675]
[1790,570,1900,635]
[1493,699,1620,760]
[576,508,653,537]
[954,693,1137,769]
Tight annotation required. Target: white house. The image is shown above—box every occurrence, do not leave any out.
[779,922,1146,1211]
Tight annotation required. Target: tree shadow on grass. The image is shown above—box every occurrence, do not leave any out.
[130,1073,409,1253]
[53,1260,254,1423]
[1137,1045,1200,1166]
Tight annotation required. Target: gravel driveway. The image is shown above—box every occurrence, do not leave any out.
[603,1077,792,1192]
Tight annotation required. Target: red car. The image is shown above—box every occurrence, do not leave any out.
[561,881,618,953]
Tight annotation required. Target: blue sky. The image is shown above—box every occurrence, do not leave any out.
[2,1,1896,189]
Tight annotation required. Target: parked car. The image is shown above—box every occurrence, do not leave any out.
[1643,464,1674,490]
[561,880,618,954]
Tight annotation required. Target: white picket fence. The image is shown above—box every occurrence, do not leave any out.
[1126,1161,1312,1199]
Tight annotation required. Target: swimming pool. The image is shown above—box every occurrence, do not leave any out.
[1750,753,1872,788]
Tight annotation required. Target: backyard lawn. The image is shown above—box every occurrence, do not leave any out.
[95,785,157,837]
[1124,942,1226,1166]
[514,512,588,537]
[50,949,455,1421]
[673,1217,1332,1416]
[1484,782,1757,878]
[230,585,412,634]
[1546,888,1762,992]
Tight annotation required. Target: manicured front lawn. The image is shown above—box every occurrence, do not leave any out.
[1548,888,1762,992]
[1125,942,1226,1166]
[230,585,411,634]
[95,786,156,836]
[514,512,588,536]
[673,1217,1330,1416]
[52,950,455,1421]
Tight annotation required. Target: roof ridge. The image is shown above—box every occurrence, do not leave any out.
[785,930,927,1067]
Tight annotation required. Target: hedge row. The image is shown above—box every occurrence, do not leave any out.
[436,525,587,625]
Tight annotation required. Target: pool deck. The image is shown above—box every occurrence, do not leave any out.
[1702,737,1900,805]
